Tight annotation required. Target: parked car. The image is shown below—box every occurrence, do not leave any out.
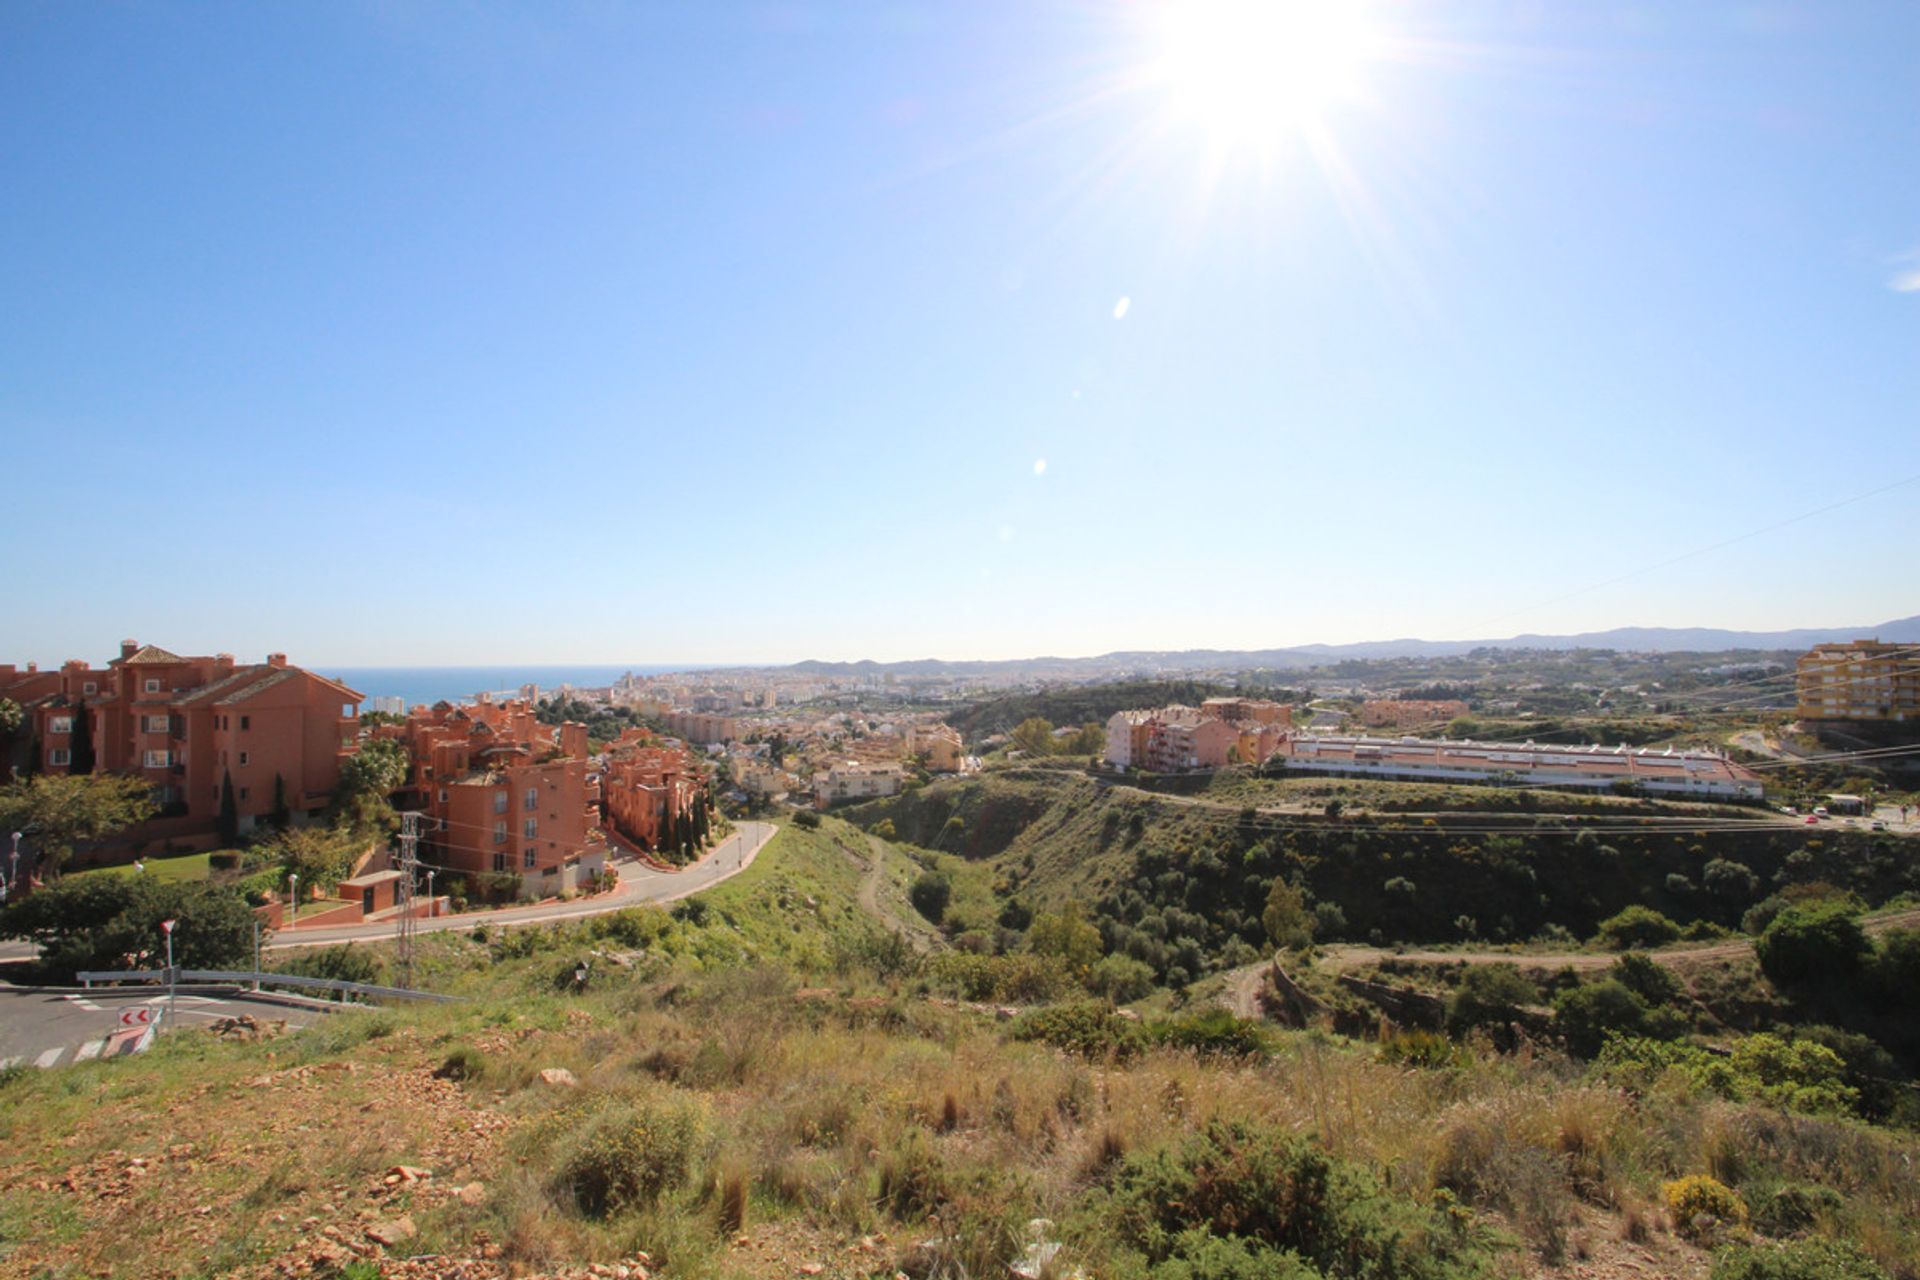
[1871,819,1888,831]
[1813,806,1830,818]
[1804,815,1819,825]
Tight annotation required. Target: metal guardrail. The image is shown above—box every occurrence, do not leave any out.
[75,968,457,1004]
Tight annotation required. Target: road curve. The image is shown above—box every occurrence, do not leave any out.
[267,820,778,949]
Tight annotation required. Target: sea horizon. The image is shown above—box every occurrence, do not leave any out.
[321,663,733,710]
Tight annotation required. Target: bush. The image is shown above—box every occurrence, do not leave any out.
[1756,902,1869,989]
[1107,1119,1493,1280]
[1445,964,1536,1037]
[1609,952,1679,1005]
[791,810,821,829]
[1150,1008,1271,1058]
[1552,980,1684,1059]
[1866,926,1920,1006]
[550,1090,709,1217]
[1662,1174,1746,1236]
[1709,1239,1891,1280]
[908,871,951,924]
[1598,1035,1857,1116]
[1152,1231,1320,1280]
[1090,953,1157,1002]
[433,1045,488,1082]
[1378,1029,1470,1070]
[1749,1183,1844,1237]
[1008,1002,1147,1060]
[1595,905,1681,950]
[277,943,382,988]
[925,952,1071,1003]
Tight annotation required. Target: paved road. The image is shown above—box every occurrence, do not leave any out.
[0,821,779,963]
[267,820,777,949]
[0,986,327,1070]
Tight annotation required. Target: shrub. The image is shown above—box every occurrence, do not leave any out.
[1446,964,1536,1037]
[1107,1119,1493,1280]
[1597,1034,1858,1116]
[1378,1029,1469,1070]
[1866,926,1920,1006]
[550,1091,710,1217]
[1150,1008,1271,1058]
[1709,1239,1891,1280]
[1749,1183,1843,1237]
[1152,1231,1320,1280]
[278,943,382,988]
[908,871,951,924]
[433,1045,488,1082]
[1610,952,1679,1005]
[1596,906,1681,950]
[1662,1175,1746,1236]
[1756,903,1869,989]
[1551,980,1684,1059]
[791,810,821,829]
[1090,953,1157,1002]
[1009,1002,1146,1060]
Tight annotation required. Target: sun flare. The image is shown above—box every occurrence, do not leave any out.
[1148,0,1382,147]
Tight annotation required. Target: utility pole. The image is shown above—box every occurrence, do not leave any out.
[395,811,421,991]
[252,919,261,992]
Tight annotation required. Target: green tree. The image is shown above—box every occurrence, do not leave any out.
[259,825,362,891]
[909,871,951,923]
[1553,979,1685,1057]
[0,773,158,877]
[1260,877,1314,951]
[1756,902,1870,989]
[335,737,408,808]
[0,876,259,978]
[1028,901,1103,975]
[1611,951,1680,1005]
[0,697,21,739]
[270,773,291,830]
[1446,964,1536,1036]
[218,769,239,845]
[871,818,897,841]
[1596,905,1682,950]
[1010,717,1058,757]
[69,702,95,776]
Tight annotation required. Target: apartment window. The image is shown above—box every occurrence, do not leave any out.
[146,715,170,733]
[239,751,250,767]
[523,848,536,869]
[144,679,161,694]
[438,788,448,804]
[493,791,508,814]
[494,821,507,844]
[524,786,538,810]
[523,817,537,839]
[239,787,250,801]
[83,682,97,695]
[48,748,71,766]
[144,749,171,768]
[240,715,250,731]
[492,852,507,872]
[49,716,73,735]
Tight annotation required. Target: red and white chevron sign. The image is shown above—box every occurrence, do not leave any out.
[118,1007,155,1027]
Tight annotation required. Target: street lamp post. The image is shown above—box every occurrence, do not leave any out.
[426,869,437,917]
[9,830,20,893]
[288,872,300,928]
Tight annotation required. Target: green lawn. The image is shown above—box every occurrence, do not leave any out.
[75,849,222,884]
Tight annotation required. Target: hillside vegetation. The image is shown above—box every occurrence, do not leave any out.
[3,812,1917,1279]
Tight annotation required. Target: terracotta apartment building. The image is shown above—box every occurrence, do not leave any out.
[0,640,362,848]
[374,700,604,894]
[600,728,705,853]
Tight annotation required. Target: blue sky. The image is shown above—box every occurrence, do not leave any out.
[2,1,1915,666]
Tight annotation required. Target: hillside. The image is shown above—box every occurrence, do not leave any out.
[5,809,1919,1280]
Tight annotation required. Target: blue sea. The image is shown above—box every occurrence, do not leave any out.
[322,665,724,710]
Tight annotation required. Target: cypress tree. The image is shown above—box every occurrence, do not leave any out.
[218,770,239,845]
[271,773,290,830]
[69,700,95,775]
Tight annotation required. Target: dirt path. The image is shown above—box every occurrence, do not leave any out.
[1215,906,1920,1006]
[858,835,941,952]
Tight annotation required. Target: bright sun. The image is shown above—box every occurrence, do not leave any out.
[1148,0,1382,147]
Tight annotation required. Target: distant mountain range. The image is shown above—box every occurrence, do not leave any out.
[785,616,1920,678]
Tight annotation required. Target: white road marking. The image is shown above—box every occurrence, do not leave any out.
[73,1039,105,1062]
[33,1047,64,1069]
[61,994,104,1011]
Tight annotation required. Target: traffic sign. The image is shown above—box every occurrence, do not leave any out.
[118,1007,154,1027]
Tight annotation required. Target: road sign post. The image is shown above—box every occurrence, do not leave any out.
[161,918,177,1028]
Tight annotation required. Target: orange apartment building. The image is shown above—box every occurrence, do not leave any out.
[599,728,705,853]
[376,700,604,895]
[1105,698,1296,772]
[0,640,362,849]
